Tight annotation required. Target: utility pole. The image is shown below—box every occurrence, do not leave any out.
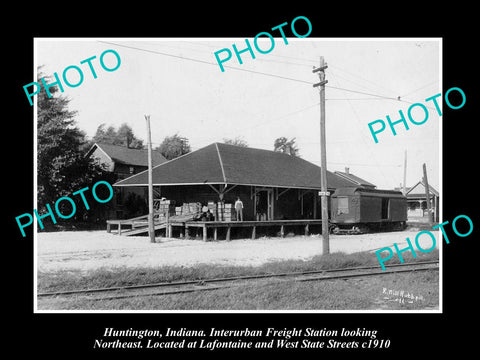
[423,163,433,226]
[313,56,330,254]
[145,114,156,243]
[403,150,407,195]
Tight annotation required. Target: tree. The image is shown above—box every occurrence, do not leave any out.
[91,123,116,145]
[223,136,249,147]
[156,133,191,160]
[91,123,144,149]
[273,137,300,156]
[37,70,115,226]
[117,123,144,149]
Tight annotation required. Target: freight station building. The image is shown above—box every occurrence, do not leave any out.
[110,142,358,240]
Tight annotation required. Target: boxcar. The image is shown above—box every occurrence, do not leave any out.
[330,187,407,234]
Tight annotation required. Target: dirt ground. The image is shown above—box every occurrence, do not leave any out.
[37,228,440,273]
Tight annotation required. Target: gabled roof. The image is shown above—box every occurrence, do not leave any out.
[114,142,355,190]
[86,143,167,167]
[406,181,439,197]
[334,170,376,188]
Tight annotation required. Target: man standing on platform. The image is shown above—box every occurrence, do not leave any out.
[235,196,244,221]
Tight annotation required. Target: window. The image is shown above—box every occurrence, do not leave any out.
[337,196,349,215]
[129,166,135,174]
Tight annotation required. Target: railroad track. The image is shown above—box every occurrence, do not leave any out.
[37,260,439,301]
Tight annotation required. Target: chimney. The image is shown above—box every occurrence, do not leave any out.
[345,167,349,174]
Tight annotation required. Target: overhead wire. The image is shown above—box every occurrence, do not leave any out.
[189,101,320,141]
[182,40,317,67]
[326,85,399,101]
[125,40,439,104]
[179,41,314,67]
[326,98,389,101]
[328,68,396,98]
[398,80,439,99]
[98,40,436,108]
[96,40,438,181]
[97,40,312,85]
[326,85,439,111]
[326,71,393,186]
[328,63,399,98]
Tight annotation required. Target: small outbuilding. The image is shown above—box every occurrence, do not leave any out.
[405,181,439,222]
[86,142,167,219]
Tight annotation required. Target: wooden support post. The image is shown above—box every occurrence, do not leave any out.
[226,226,231,241]
[203,225,207,242]
[313,56,330,254]
[185,226,190,240]
[403,150,407,195]
[301,193,304,216]
[118,224,122,235]
[280,225,285,238]
[107,223,111,233]
[305,223,309,236]
[145,114,156,243]
[423,163,433,225]
[252,226,256,240]
[166,211,170,237]
[214,227,218,241]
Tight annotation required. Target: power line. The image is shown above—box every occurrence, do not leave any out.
[99,40,442,108]
[330,65,440,108]
[328,63,399,98]
[399,80,438,99]
[182,40,318,66]
[98,41,433,105]
[97,41,312,85]
[98,40,215,65]
[326,97,388,101]
[328,68,397,99]
[326,84,399,101]
[193,102,320,140]
[326,84,438,111]
[144,40,315,68]
[327,71,392,186]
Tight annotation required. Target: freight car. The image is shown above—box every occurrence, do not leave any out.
[330,187,407,234]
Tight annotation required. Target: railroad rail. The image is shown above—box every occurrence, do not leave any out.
[37,260,439,301]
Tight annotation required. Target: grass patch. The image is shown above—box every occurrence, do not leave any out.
[37,249,438,294]
[38,269,439,311]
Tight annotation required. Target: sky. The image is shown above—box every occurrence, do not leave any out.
[35,38,441,191]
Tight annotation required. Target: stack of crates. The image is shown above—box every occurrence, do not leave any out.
[217,202,236,221]
[216,202,224,221]
[224,203,235,221]
[158,201,241,221]
[179,202,202,216]
[153,199,176,221]
[190,202,202,215]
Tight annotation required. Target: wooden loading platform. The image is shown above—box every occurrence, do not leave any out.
[183,219,324,241]
[107,216,325,241]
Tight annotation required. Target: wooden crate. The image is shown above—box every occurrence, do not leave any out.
[216,203,236,221]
